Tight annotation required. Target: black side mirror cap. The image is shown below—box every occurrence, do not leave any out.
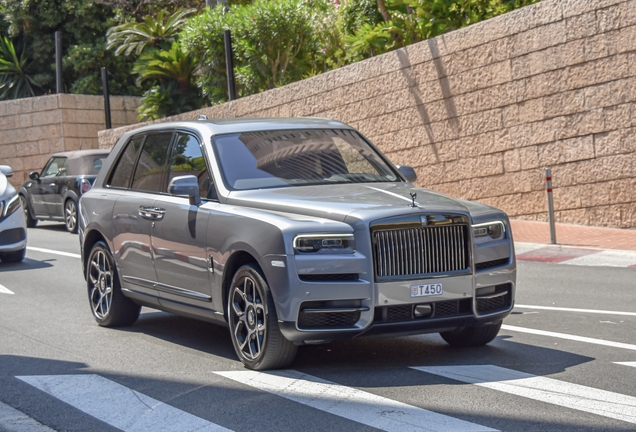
[29,171,40,180]
[168,175,201,206]
[396,165,417,182]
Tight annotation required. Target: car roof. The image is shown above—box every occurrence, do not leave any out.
[50,149,110,160]
[120,117,355,138]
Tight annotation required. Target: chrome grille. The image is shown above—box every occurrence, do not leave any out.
[372,224,469,278]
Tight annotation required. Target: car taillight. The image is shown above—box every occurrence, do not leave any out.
[81,179,92,195]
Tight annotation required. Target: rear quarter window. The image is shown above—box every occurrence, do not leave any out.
[107,136,144,188]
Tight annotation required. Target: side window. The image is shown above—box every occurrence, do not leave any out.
[167,133,216,200]
[131,133,173,193]
[108,136,144,188]
[42,157,68,177]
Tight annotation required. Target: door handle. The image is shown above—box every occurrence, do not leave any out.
[139,206,166,221]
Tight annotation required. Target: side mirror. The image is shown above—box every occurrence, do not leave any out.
[396,165,417,182]
[168,175,201,206]
[29,171,40,180]
[0,165,13,178]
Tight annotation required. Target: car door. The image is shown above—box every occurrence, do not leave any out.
[109,133,172,299]
[30,156,67,217]
[151,132,217,308]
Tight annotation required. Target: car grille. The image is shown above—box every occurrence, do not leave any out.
[374,299,472,323]
[372,224,469,279]
[0,228,26,246]
[475,257,510,271]
[476,283,512,315]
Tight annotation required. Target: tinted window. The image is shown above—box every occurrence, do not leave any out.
[42,157,68,177]
[108,137,143,188]
[213,129,398,190]
[167,134,216,199]
[131,133,173,193]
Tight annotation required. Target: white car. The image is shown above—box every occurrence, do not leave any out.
[0,165,27,263]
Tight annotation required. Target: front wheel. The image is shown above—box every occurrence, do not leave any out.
[227,264,297,370]
[20,195,37,228]
[440,321,502,347]
[87,241,140,327]
[64,199,78,233]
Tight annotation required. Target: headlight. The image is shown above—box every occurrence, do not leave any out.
[293,234,355,254]
[2,194,20,218]
[472,221,505,242]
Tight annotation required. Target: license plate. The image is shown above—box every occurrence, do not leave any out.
[410,283,443,298]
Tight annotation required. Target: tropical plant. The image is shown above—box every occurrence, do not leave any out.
[0,35,41,100]
[106,8,196,56]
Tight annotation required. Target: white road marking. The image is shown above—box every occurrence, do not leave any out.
[562,249,636,267]
[17,375,231,432]
[515,304,636,317]
[0,284,14,295]
[615,362,636,368]
[502,324,636,351]
[413,365,636,425]
[0,400,54,432]
[215,370,497,432]
[27,247,81,259]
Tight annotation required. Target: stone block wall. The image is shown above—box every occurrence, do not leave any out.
[98,0,636,229]
[1,94,140,185]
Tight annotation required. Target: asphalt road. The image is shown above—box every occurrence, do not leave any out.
[0,222,635,432]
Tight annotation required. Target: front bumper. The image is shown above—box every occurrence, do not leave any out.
[0,206,27,253]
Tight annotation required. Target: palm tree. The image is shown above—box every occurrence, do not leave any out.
[0,36,40,100]
[106,8,196,56]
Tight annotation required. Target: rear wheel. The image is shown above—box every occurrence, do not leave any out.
[0,248,26,263]
[64,199,78,233]
[227,264,297,370]
[87,241,140,327]
[440,321,502,347]
[20,195,37,228]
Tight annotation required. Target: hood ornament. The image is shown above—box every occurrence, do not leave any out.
[409,192,418,208]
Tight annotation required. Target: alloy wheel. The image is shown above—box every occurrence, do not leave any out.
[88,249,113,319]
[65,200,77,232]
[229,275,267,361]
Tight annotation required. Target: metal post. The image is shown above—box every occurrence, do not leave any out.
[224,30,236,101]
[101,67,112,130]
[545,168,557,244]
[55,31,63,93]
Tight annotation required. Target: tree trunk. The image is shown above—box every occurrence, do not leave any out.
[377,0,391,22]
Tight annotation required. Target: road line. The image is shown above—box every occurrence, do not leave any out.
[0,400,54,432]
[17,375,231,432]
[615,362,636,368]
[413,365,636,425]
[501,324,636,351]
[562,249,636,267]
[215,370,497,432]
[515,305,636,317]
[27,247,81,259]
[0,284,14,295]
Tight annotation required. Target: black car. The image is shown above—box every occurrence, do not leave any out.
[19,150,109,233]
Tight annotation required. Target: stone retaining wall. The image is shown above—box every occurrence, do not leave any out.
[1,94,140,185]
[98,0,636,228]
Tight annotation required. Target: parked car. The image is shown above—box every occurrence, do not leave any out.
[79,118,516,370]
[0,165,27,263]
[19,149,109,233]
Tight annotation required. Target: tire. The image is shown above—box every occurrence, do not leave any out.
[87,241,140,327]
[0,248,26,263]
[64,199,78,233]
[440,321,502,347]
[20,195,37,228]
[227,264,297,370]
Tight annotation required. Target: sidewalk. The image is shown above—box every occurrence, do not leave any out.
[510,219,636,268]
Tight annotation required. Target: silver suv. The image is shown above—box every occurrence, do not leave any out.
[79,117,516,370]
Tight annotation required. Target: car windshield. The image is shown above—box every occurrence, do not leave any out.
[213,129,399,190]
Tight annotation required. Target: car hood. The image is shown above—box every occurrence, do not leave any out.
[0,174,17,200]
[226,182,484,223]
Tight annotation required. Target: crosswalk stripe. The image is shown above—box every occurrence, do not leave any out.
[615,362,636,368]
[501,324,636,351]
[215,370,497,432]
[17,375,232,432]
[412,365,636,425]
[0,284,14,295]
